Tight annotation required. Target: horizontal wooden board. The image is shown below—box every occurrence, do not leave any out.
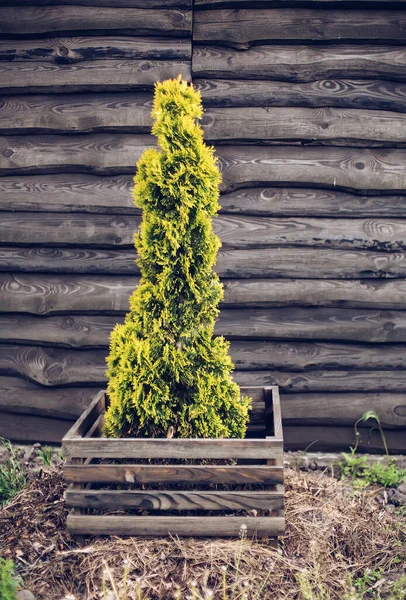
[64,464,283,484]
[200,106,406,147]
[66,515,285,537]
[217,146,406,193]
[0,37,190,63]
[195,0,406,5]
[192,45,406,83]
[65,488,284,511]
[219,188,406,218]
[0,411,73,443]
[0,60,191,94]
[194,9,406,47]
[6,246,406,281]
[4,177,406,217]
[197,78,406,112]
[3,211,406,251]
[3,95,406,146]
[7,275,406,316]
[0,7,191,37]
[62,438,282,459]
[0,0,190,6]
[0,174,137,214]
[0,376,96,418]
[284,425,406,453]
[233,369,406,393]
[1,138,405,192]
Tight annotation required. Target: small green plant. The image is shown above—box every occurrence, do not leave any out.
[0,438,26,506]
[104,77,251,439]
[38,446,53,467]
[0,558,22,600]
[339,411,406,488]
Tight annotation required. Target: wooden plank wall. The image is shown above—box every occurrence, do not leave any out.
[1,0,406,452]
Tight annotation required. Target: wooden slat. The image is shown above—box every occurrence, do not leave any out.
[233,369,406,393]
[8,246,406,280]
[64,464,283,484]
[194,9,406,47]
[284,425,406,454]
[0,411,73,443]
[195,0,406,5]
[7,275,406,316]
[197,79,406,113]
[64,391,105,439]
[200,107,406,147]
[0,1,190,6]
[192,45,406,83]
[65,488,284,511]
[0,7,191,37]
[3,211,406,251]
[0,60,191,94]
[67,515,285,537]
[62,438,282,459]
[281,392,406,429]
[0,37,190,63]
[0,376,96,418]
[217,146,406,193]
[2,96,405,146]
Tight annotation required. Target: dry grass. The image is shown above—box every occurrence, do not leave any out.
[0,466,405,599]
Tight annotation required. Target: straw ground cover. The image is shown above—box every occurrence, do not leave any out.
[0,445,405,600]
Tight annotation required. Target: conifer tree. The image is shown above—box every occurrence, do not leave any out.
[103,77,251,439]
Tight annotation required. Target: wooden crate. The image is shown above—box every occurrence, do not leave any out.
[62,386,284,539]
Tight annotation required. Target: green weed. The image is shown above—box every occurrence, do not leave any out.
[38,446,53,467]
[0,438,26,506]
[0,558,22,600]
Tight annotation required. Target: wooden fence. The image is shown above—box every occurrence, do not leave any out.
[1,0,406,451]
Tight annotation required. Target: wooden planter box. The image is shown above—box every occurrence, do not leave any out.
[62,386,284,539]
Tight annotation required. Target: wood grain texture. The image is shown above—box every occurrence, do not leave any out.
[0,37,190,63]
[0,377,96,418]
[192,45,406,83]
[3,211,406,251]
[0,60,191,94]
[283,425,406,454]
[200,106,406,147]
[195,0,406,5]
[66,515,285,537]
[216,146,406,193]
[0,174,137,214]
[65,489,284,511]
[194,9,406,47]
[64,464,284,484]
[197,78,406,112]
[7,275,406,315]
[0,0,190,6]
[7,246,406,280]
[0,7,191,37]
[0,411,73,443]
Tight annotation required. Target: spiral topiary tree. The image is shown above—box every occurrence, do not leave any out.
[103,77,251,439]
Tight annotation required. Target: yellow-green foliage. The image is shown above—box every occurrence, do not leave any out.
[104,77,251,439]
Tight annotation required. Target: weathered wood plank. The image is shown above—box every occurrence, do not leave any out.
[0,174,137,214]
[3,211,406,251]
[0,37,190,63]
[65,488,284,511]
[233,370,406,393]
[217,146,406,193]
[62,438,282,459]
[0,60,191,94]
[197,78,406,112]
[64,391,105,439]
[0,376,95,418]
[0,0,190,6]
[194,9,406,47]
[0,411,73,443]
[200,106,406,147]
[281,392,406,429]
[283,425,406,454]
[66,515,285,537]
[7,246,406,280]
[2,96,405,146]
[64,464,283,484]
[219,188,406,218]
[7,275,406,316]
[192,45,406,83]
[0,7,191,37]
[195,0,406,5]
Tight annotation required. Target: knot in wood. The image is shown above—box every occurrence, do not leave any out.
[3,148,14,157]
